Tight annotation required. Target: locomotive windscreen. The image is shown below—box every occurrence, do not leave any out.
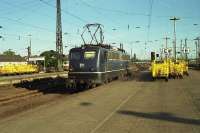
[70,50,97,61]
[69,48,99,72]
[84,51,96,59]
[71,51,81,60]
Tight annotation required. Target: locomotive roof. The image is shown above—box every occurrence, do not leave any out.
[71,44,126,53]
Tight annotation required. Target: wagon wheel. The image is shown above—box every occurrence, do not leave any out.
[91,83,96,88]
[104,79,108,84]
[186,72,189,76]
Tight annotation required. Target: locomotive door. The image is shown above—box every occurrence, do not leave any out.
[104,51,108,72]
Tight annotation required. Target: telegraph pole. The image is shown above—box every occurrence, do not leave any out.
[0,26,3,40]
[163,37,170,59]
[184,38,188,60]
[170,16,180,61]
[27,34,32,62]
[180,39,183,59]
[195,41,198,65]
[28,34,32,56]
[163,36,170,48]
[194,37,200,66]
[56,0,63,71]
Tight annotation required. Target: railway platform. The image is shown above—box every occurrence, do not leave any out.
[0,70,200,133]
[0,72,68,86]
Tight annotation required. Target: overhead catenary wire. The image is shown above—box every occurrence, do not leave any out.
[78,0,121,25]
[77,0,124,43]
[1,33,55,43]
[1,0,81,30]
[143,0,154,59]
[78,0,149,17]
[40,0,88,24]
[1,0,66,28]
[0,17,55,33]
[0,0,43,16]
[147,0,154,41]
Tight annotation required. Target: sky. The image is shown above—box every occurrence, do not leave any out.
[0,0,199,59]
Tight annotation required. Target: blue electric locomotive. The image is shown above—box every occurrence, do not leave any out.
[68,44,130,88]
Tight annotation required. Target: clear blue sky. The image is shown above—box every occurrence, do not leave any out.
[0,0,199,59]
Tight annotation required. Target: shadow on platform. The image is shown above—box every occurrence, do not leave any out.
[13,71,158,94]
[136,71,154,82]
[79,102,93,106]
[13,77,79,94]
[118,110,200,126]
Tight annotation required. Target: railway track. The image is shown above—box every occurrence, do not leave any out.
[0,68,137,106]
[0,73,68,106]
[0,89,43,106]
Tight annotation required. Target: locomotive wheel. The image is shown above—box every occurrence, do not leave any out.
[91,84,96,88]
[75,83,81,91]
[119,73,124,80]
[90,83,96,89]
[104,79,108,84]
[84,83,90,89]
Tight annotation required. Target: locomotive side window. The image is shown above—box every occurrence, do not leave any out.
[71,52,81,60]
[84,51,96,59]
[104,51,108,62]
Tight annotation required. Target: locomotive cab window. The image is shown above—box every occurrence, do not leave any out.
[70,51,81,60]
[84,51,96,59]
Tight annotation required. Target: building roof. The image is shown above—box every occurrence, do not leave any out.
[0,55,26,62]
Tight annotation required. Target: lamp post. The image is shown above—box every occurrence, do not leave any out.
[170,16,180,61]
[129,26,141,59]
[64,45,68,55]
[130,41,140,61]
[63,32,69,51]
[27,34,32,62]
[0,26,3,39]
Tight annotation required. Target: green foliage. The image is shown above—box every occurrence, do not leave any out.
[3,49,16,56]
[40,50,58,68]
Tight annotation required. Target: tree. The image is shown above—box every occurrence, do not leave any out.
[40,50,58,68]
[3,49,16,56]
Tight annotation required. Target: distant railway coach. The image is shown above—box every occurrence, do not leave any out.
[68,44,130,88]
